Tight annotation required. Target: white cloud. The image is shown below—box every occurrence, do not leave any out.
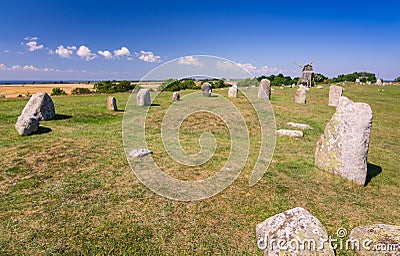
[51,45,76,58]
[0,63,7,70]
[127,57,133,61]
[114,46,131,57]
[23,65,39,71]
[216,61,286,76]
[11,65,21,70]
[137,50,161,63]
[24,36,39,41]
[26,41,44,51]
[178,56,202,67]
[98,50,113,59]
[76,45,97,61]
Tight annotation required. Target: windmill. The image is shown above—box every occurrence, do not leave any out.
[294,58,316,87]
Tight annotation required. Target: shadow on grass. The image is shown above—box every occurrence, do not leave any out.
[52,114,73,120]
[150,103,160,106]
[34,126,52,135]
[365,163,382,186]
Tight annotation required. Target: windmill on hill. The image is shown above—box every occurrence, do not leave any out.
[295,58,316,87]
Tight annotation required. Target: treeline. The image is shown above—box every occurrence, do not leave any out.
[159,78,229,92]
[327,72,376,83]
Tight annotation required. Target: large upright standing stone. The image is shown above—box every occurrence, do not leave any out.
[137,89,151,106]
[201,82,212,97]
[20,92,55,120]
[107,96,118,111]
[256,207,335,256]
[328,85,343,106]
[258,79,271,100]
[294,87,306,104]
[315,96,372,185]
[228,84,238,98]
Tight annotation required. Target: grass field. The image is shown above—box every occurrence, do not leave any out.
[0,84,399,255]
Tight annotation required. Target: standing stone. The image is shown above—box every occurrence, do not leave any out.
[137,89,151,106]
[20,92,55,120]
[256,207,335,256]
[294,87,306,104]
[107,96,118,111]
[228,85,238,98]
[15,116,39,136]
[376,79,383,85]
[315,96,372,185]
[349,224,400,256]
[355,78,360,83]
[258,79,271,100]
[328,85,343,107]
[172,91,180,101]
[201,82,212,97]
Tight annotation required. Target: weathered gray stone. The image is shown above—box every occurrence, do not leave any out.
[137,89,151,106]
[107,96,118,111]
[20,92,55,120]
[129,148,152,157]
[258,79,271,100]
[287,122,313,130]
[315,96,372,185]
[276,129,303,138]
[15,116,39,136]
[328,85,343,106]
[172,91,180,101]
[256,207,335,256]
[228,86,238,98]
[295,88,306,104]
[349,224,400,255]
[376,79,383,85]
[201,82,212,97]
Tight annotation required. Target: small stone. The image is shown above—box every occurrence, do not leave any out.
[349,224,400,255]
[256,207,335,256]
[201,82,212,97]
[258,79,271,100]
[15,116,39,136]
[295,88,306,104]
[276,129,303,138]
[228,85,238,98]
[287,122,313,130]
[137,89,151,106]
[328,85,343,107]
[107,96,118,111]
[172,91,180,101]
[129,148,152,158]
[316,85,324,89]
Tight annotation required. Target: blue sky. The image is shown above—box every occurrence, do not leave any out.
[0,0,399,80]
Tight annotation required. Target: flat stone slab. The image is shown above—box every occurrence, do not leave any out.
[287,122,313,130]
[276,129,303,138]
[349,224,400,255]
[256,207,335,256]
[129,148,152,158]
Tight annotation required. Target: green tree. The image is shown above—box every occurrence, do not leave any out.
[51,87,67,96]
